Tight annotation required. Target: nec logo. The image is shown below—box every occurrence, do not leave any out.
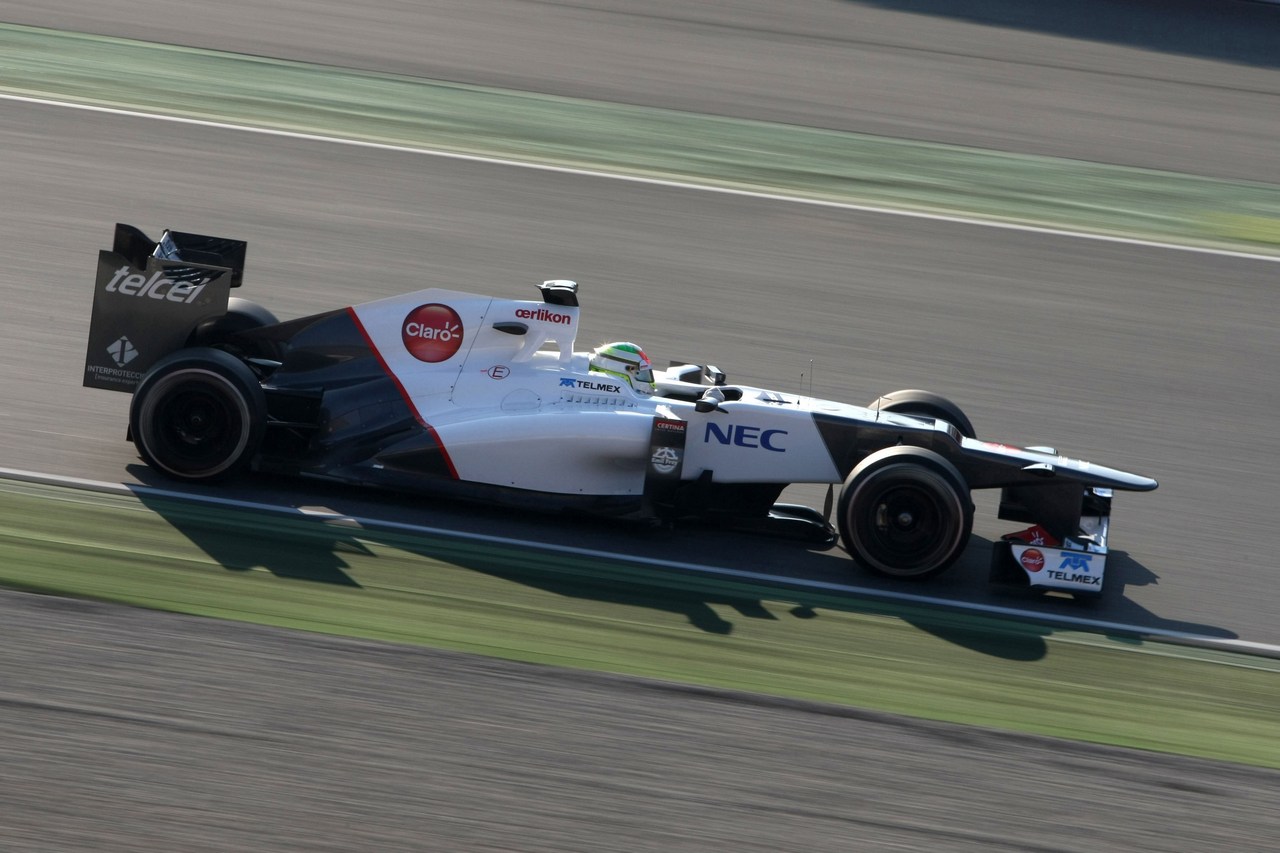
[704,423,786,452]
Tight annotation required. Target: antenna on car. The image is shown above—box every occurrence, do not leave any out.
[798,359,814,402]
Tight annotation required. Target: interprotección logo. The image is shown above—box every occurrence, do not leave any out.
[108,336,139,367]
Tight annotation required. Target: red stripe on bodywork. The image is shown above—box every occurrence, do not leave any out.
[345,306,459,480]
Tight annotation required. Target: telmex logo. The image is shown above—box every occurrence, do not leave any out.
[1059,553,1092,572]
[559,377,621,393]
[1020,548,1045,573]
[403,303,465,363]
[105,266,207,303]
[515,307,572,325]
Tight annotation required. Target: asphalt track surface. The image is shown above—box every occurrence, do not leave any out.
[3,1,1280,849]
[6,0,1280,181]
[5,588,1280,853]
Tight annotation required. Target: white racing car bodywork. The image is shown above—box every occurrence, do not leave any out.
[86,224,1158,598]
[343,283,1154,597]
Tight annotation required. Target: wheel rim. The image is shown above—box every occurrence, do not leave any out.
[140,372,250,477]
[849,467,964,575]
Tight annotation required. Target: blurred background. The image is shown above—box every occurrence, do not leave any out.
[2,2,1279,850]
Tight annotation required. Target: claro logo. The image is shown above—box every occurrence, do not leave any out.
[104,266,207,303]
[402,303,465,363]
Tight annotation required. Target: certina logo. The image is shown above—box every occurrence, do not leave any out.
[104,266,207,303]
[402,303,464,363]
[705,422,787,452]
[515,307,572,325]
[107,336,139,368]
[1019,548,1045,573]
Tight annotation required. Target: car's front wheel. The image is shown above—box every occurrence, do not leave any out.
[838,446,973,579]
[129,348,266,481]
[866,389,976,438]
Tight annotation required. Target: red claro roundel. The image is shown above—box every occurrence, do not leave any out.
[1020,548,1046,573]
[402,303,464,363]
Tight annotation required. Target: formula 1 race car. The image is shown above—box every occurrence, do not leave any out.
[84,223,1158,597]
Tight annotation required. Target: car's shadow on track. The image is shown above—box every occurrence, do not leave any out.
[125,467,1239,657]
[130,470,368,588]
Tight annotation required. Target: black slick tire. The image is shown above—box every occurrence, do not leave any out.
[129,347,266,481]
[866,389,976,438]
[186,297,280,359]
[838,446,973,579]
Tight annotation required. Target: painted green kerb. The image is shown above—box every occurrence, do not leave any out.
[1,479,1277,768]
[1,23,1278,252]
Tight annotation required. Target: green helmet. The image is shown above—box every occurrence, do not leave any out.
[589,342,654,394]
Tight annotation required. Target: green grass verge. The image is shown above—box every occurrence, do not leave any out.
[1,478,1277,768]
[2,23,1279,252]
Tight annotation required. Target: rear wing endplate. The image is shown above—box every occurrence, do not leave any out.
[83,223,244,392]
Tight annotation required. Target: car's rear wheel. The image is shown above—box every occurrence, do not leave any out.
[130,347,266,481]
[866,389,976,438]
[186,297,279,358]
[838,446,973,579]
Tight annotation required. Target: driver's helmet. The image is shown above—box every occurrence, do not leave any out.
[589,342,654,394]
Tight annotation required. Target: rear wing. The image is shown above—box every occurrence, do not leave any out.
[83,223,245,392]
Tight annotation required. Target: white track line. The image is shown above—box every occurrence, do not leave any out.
[3,91,1279,264]
[4,466,1278,658]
